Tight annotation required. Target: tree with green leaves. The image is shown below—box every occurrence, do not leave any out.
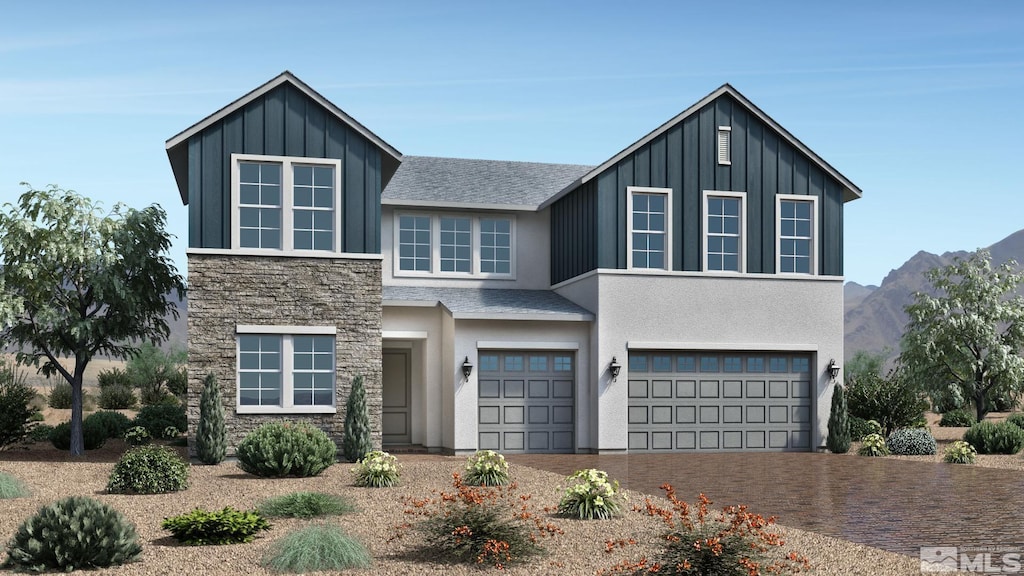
[826,383,851,454]
[843,349,889,385]
[196,373,226,464]
[900,249,1024,422]
[0,185,185,456]
[342,375,372,462]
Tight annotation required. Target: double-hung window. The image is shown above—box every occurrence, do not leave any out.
[395,214,515,277]
[703,191,746,272]
[627,186,672,270]
[236,326,337,414]
[233,154,341,252]
[776,195,817,274]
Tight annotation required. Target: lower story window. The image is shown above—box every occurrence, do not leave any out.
[237,328,336,413]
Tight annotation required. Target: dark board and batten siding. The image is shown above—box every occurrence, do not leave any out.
[551,94,844,284]
[187,83,383,253]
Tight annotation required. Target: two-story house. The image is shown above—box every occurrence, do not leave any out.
[166,71,860,455]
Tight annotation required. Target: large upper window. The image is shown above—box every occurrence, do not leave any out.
[627,186,672,270]
[236,326,336,414]
[703,191,745,272]
[776,195,818,274]
[395,213,515,277]
[232,154,341,253]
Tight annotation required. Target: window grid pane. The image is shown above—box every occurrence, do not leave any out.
[440,217,472,273]
[632,192,667,269]
[292,335,334,406]
[293,165,335,251]
[554,356,573,372]
[480,218,512,274]
[399,216,432,271]
[706,196,741,271]
[238,335,283,406]
[779,200,813,274]
[238,162,282,249]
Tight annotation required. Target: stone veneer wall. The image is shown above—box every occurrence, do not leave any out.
[187,253,382,456]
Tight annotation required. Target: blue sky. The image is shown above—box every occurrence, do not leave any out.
[2,1,1022,286]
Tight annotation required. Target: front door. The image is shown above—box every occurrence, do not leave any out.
[382,350,411,445]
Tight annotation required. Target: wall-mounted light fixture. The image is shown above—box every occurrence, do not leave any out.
[609,357,622,381]
[462,356,474,380]
[827,358,840,382]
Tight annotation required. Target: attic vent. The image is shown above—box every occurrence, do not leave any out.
[717,126,732,165]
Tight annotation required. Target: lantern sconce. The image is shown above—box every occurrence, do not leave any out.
[609,357,622,381]
[827,359,840,382]
[462,356,474,380]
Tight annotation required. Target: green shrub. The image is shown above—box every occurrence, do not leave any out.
[46,381,74,409]
[3,496,141,572]
[262,524,370,573]
[237,422,337,478]
[848,416,873,441]
[0,472,29,499]
[28,424,54,442]
[1005,412,1024,430]
[886,428,937,455]
[342,375,372,462]
[943,440,977,464]
[98,384,137,410]
[964,421,1024,455]
[28,411,44,422]
[463,450,511,486]
[557,469,623,520]
[97,367,132,389]
[987,389,1018,412]
[126,343,187,405]
[84,410,133,440]
[257,492,355,519]
[50,419,107,451]
[846,370,928,435]
[826,384,851,454]
[107,445,189,494]
[0,360,37,450]
[132,402,186,438]
[161,507,270,545]
[930,383,966,414]
[939,409,977,427]
[351,450,400,487]
[858,433,890,457]
[162,425,180,440]
[124,425,151,446]
[196,373,227,465]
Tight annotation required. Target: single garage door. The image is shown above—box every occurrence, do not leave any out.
[478,351,575,453]
[627,351,812,452]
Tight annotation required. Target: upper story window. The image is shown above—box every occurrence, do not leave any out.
[395,213,515,278]
[232,154,342,253]
[627,186,672,270]
[776,195,818,275]
[703,191,746,272]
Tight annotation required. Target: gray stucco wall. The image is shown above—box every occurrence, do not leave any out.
[187,253,383,455]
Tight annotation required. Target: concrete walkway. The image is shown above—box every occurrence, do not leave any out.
[508,453,1024,557]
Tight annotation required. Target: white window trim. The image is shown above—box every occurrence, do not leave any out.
[702,190,747,273]
[775,194,819,275]
[235,325,338,414]
[393,212,517,279]
[626,186,673,271]
[230,153,344,254]
[717,126,732,165]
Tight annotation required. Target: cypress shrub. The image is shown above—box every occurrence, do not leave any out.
[342,375,372,462]
[196,373,227,465]
[826,384,851,454]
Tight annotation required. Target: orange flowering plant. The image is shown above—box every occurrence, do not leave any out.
[602,484,810,576]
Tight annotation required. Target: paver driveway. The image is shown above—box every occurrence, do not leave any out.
[509,453,1024,557]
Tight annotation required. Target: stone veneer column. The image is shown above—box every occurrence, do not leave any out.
[186,253,382,456]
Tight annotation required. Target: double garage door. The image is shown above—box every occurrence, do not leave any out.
[627,351,812,452]
[478,351,575,453]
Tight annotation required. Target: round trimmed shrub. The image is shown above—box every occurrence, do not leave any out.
[886,428,937,455]
[1005,412,1024,430]
[132,402,186,438]
[939,409,977,427]
[46,381,74,409]
[3,496,141,571]
[84,410,133,440]
[107,445,189,494]
[50,419,107,451]
[964,421,1024,455]
[28,424,54,442]
[237,422,337,478]
[98,384,137,410]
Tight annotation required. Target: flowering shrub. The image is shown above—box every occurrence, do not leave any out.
[858,433,889,457]
[351,450,400,487]
[124,426,151,446]
[603,485,810,575]
[943,440,977,464]
[886,428,937,455]
[395,472,561,569]
[558,469,623,520]
[463,450,510,486]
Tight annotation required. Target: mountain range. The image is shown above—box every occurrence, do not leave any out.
[844,228,1024,361]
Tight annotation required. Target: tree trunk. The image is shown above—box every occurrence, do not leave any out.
[975,389,987,423]
[69,360,87,457]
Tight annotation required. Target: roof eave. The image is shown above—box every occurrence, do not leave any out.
[382,198,539,212]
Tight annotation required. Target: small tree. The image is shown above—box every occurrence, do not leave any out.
[0,185,186,456]
[826,383,851,453]
[846,368,928,436]
[126,343,187,405]
[900,250,1024,422]
[0,360,36,450]
[195,373,226,465]
[342,375,372,462]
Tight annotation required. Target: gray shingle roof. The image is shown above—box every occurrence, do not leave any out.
[383,286,593,320]
[382,156,593,209]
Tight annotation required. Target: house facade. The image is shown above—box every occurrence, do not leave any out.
[167,71,860,455]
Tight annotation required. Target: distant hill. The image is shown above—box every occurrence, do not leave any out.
[844,229,1024,361]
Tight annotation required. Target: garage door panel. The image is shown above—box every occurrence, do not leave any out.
[747,405,766,423]
[793,380,811,398]
[651,406,673,424]
[723,381,743,398]
[746,430,766,448]
[528,406,549,424]
[480,432,500,450]
[552,431,573,451]
[793,405,811,423]
[676,380,696,398]
[480,406,501,425]
[552,406,573,424]
[677,406,696,423]
[553,380,573,398]
[652,431,673,450]
[480,380,500,398]
[504,380,524,398]
[700,406,719,423]
[503,406,524,424]
[677,431,696,449]
[700,431,720,449]
[629,432,649,450]
[746,380,766,398]
[768,430,790,449]
[769,381,789,398]
[629,406,648,424]
[723,430,743,449]
[723,405,743,423]
[628,380,649,398]
[769,405,789,423]
[652,380,673,398]
[700,380,720,398]
[528,431,550,451]
[528,380,550,398]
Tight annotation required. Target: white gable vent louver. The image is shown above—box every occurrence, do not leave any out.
[717,126,732,165]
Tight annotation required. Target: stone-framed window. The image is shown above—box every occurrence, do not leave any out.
[235,325,337,414]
